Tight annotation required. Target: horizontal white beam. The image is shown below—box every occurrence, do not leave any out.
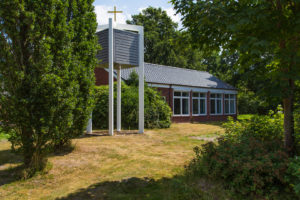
[115,24,143,33]
[172,85,237,94]
[96,23,143,33]
[148,83,170,88]
[147,83,237,94]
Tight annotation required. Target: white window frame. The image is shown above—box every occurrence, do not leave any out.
[210,93,223,115]
[173,91,190,116]
[224,94,236,115]
[192,92,207,116]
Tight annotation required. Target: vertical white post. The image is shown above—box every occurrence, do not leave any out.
[86,113,92,134]
[138,27,144,134]
[108,18,114,136]
[117,65,121,132]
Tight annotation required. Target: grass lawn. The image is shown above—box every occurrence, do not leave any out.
[0,133,8,141]
[0,123,225,200]
[0,129,8,141]
[237,114,255,120]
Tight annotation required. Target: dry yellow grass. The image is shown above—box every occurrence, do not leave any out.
[0,123,223,200]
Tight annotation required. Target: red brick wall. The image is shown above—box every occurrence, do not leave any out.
[94,68,116,86]
[207,91,210,118]
[156,87,174,111]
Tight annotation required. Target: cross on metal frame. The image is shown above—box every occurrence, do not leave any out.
[107,6,123,22]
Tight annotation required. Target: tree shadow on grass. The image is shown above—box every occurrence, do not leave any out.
[0,165,24,186]
[82,130,140,138]
[0,149,22,166]
[56,176,223,200]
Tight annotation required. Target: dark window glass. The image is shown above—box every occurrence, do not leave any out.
[230,94,235,99]
[182,92,189,97]
[200,93,206,98]
[225,94,229,99]
[200,99,206,114]
[182,98,189,114]
[174,92,181,97]
[193,93,199,97]
[225,100,229,114]
[230,100,235,113]
[217,99,222,114]
[210,94,215,98]
[210,99,215,114]
[193,99,199,114]
[174,98,181,114]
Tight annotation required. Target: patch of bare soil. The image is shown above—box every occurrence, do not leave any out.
[189,136,217,142]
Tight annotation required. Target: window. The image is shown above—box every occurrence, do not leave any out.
[192,92,206,115]
[224,94,236,114]
[173,91,190,115]
[210,93,222,115]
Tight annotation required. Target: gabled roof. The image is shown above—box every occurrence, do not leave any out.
[119,63,236,90]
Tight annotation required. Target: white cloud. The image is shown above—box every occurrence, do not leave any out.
[94,5,131,25]
[164,7,181,24]
[138,7,147,13]
[138,7,182,28]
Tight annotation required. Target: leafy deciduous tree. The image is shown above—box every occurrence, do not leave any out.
[127,7,179,66]
[0,0,98,176]
[172,0,300,154]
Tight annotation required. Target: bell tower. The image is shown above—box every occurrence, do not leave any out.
[95,19,144,136]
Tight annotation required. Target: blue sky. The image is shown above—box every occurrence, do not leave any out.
[93,0,181,26]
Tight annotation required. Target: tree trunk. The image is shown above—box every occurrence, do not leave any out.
[283,92,295,156]
[21,129,34,167]
[21,129,47,178]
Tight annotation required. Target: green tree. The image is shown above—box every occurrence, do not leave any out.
[0,0,98,176]
[172,0,300,154]
[127,7,178,66]
[127,7,206,70]
[128,6,278,115]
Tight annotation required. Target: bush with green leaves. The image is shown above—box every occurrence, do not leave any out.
[186,113,297,199]
[223,110,284,142]
[285,156,300,198]
[0,0,98,177]
[295,106,300,141]
[92,82,172,130]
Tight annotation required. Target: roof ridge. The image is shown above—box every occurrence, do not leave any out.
[144,62,210,74]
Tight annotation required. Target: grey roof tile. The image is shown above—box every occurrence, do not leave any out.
[118,63,236,90]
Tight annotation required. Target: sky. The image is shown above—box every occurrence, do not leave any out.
[93,0,181,26]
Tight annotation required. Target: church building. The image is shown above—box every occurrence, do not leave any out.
[94,63,238,123]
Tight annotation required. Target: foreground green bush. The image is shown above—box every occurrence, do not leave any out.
[187,114,297,199]
[285,156,300,198]
[295,107,300,143]
[92,83,172,130]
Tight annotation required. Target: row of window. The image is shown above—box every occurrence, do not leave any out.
[173,92,236,116]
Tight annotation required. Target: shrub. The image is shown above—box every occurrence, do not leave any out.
[285,156,300,197]
[92,83,172,130]
[295,107,300,145]
[223,111,283,142]
[187,113,296,199]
